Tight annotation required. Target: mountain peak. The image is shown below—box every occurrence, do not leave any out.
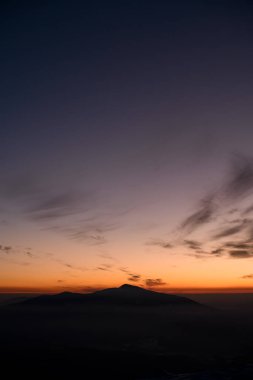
[119,284,141,289]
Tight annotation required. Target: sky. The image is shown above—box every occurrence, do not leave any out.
[1,0,253,293]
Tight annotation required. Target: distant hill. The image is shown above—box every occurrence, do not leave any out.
[21,283,203,308]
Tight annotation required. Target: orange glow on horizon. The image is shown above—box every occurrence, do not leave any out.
[2,284,253,294]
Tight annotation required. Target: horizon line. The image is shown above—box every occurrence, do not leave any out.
[2,284,253,294]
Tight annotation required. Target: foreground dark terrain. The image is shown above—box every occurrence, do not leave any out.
[1,285,253,379]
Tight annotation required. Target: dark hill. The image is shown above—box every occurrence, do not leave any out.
[21,283,203,308]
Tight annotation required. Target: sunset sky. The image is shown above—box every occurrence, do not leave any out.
[1,1,253,293]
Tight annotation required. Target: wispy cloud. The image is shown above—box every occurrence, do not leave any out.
[128,274,141,282]
[224,241,253,250]
[153,156,253,260]
[241,274,253,279]
[0,175,94,217]
[213,219,251,239]
[223,156,253,200]
[145,278,166,287]
[0,245,12,254]
[25,251,35,258]
[229,250,253,259]
[146,239,173,249]
[119,267,129,273]
[117,266,142,283]
[97,253,118,262]
[211,248,224,256]
[61,262,87,272]
[0,173,121,245]
[0,244,38,259]
[28,192,91,221]
[180,195,216,235]
[184,239,203,251]
[243,204,253,215]
[47,221,117,245]
[95,263,113,272]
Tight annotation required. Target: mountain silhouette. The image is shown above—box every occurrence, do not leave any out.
[21,284,203,308]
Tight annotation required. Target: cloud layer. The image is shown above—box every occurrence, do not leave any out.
[148,156,253,261]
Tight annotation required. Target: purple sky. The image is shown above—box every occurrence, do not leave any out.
[1,1,253,291]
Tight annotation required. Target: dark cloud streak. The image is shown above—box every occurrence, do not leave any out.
[229,250,253,259]
[241,274,253,279]
[0,245,12,254]
[145,278,166,287]
[128,274,141,282]
[180,195,216,234]
[224,156,253,200]
[213,219,250,239]
[147,239,173,249]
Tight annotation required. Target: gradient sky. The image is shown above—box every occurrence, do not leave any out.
[1,1,253,293]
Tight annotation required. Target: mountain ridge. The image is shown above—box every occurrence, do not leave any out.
[20,283,204,308]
